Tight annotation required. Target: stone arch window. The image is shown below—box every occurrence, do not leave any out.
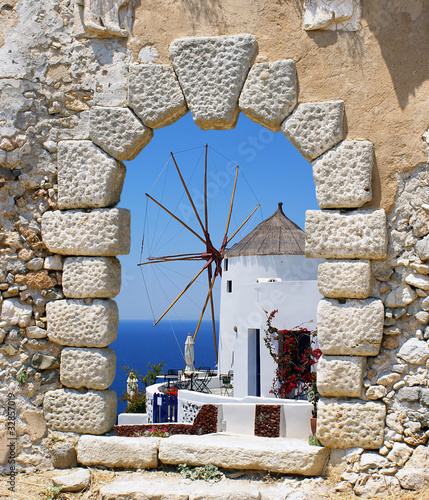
[41,34,387,450]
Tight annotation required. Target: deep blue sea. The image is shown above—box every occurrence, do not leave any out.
[111,320,218,414]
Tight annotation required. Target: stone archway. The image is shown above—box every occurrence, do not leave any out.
[40,34,387,450]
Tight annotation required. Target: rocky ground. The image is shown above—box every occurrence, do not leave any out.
[0,467,427,500]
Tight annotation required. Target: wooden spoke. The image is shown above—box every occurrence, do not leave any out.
[154,265,207,326]
[224,166,239,239]
[171,152,206,235]
[145,193,205,245]
[138,256,204,266]
[226,204,261,244]
[209,280,218,361]
[193,270,217,341]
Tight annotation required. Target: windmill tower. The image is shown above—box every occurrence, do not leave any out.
[218,203,323,398]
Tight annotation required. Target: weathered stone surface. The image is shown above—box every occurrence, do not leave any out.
[50,441,77,469]
[317,355,365,397]
[159,434,329,475]
[31,353,60,370]
[303,0,361,31]
[170,35,258,130]
[238,60,297,132]
[385,284,417,308]
[387,442,413,467]
[62,257,121,298]
[305,209,387,259]
[128,64,187,128]
[47,299,118,347]
[60,347,116,390]
[281,101,344,161]
[15,270,57,289]
[23,409,47,442]
[396,469,425,491]
[43,389,117,434]
[57,140,126,209]
[52,468,91,492]
[317,260,371,299]
[366,385,387,400]
[89,106,153,161]
[397,338,429,365]
[416,235,429,261]
[42,208,130,256]
[405,273,429,290]
[1,298,32,326]
[317,298,384,355]
[44,255,63,270]
[26,325,47,339]
[317,399,386,449]
[312,141,373,208]
[77,435,158,468]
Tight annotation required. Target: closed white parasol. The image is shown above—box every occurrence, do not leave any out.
[184,333,195,373]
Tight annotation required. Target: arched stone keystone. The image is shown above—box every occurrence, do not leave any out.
[318,260,372,298]
[317,298,384,356]
[62,257,121,298]
[312,140,374,208]
[60,347,116,390]
[47,299,118,347]
[239,60,297,132]
[42,208,130,256]
[89,106,153,161]
[57,140,125,209]
[128,64,188,129]
[305,209,387,259]
[317,399,386,449]
[281,100,345,161]
[43,388,117,434]
[317,355,365,397]
[170,34,258,130]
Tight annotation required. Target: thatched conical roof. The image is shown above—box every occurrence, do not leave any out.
[225,203,305,257]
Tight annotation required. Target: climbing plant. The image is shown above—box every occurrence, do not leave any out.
[264,310,321,399]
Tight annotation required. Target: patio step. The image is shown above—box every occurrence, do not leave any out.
[99,475,326,500]
[78,433,329,476]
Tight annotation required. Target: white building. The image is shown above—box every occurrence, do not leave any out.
[218,203,323,398]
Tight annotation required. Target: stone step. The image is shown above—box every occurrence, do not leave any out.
[78,433,329,476]
[99,475,324,500]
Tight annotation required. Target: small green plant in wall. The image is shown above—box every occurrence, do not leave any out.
[178,463,224,482]
[42,485,62,500]
[16,367,27,385]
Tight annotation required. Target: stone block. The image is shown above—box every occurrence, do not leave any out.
[62,257,121,298]
[317,298,384,355]
[170,35,258,130]
[26,325,48,339]
[60,347,116,390]
[42,208,130,256]
[385,284,417,308]
[317,398,386,449]
[77,435,158,468]
[416,235,429,261]
[60,347,116,391]
[53,468,91,492]
[318,260,371,298]
[43,388,117,434]
[1,298,32,327]
[317,355,365,397]
[50,441,77,469]
[398,338,429,365]
[89,106,153,161]
[57,140,126,209]
[305,209,387,259]
[47,299,118,347]
[31,353,60,370]
[312,141,373,208]
[128,64,187,128]
[159,434,329,475]
[238,60,297,132]
[281,101,345,161]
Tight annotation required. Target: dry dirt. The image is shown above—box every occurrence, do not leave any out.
[0,467,427,500]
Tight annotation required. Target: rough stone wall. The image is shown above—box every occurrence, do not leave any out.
[0,0,429,492]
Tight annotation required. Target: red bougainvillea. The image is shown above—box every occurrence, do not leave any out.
[264,310,321,399]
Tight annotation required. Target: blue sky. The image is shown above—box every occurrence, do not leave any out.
[116,112,319,320]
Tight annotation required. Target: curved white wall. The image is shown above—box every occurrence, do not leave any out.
[219,254,322,398]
